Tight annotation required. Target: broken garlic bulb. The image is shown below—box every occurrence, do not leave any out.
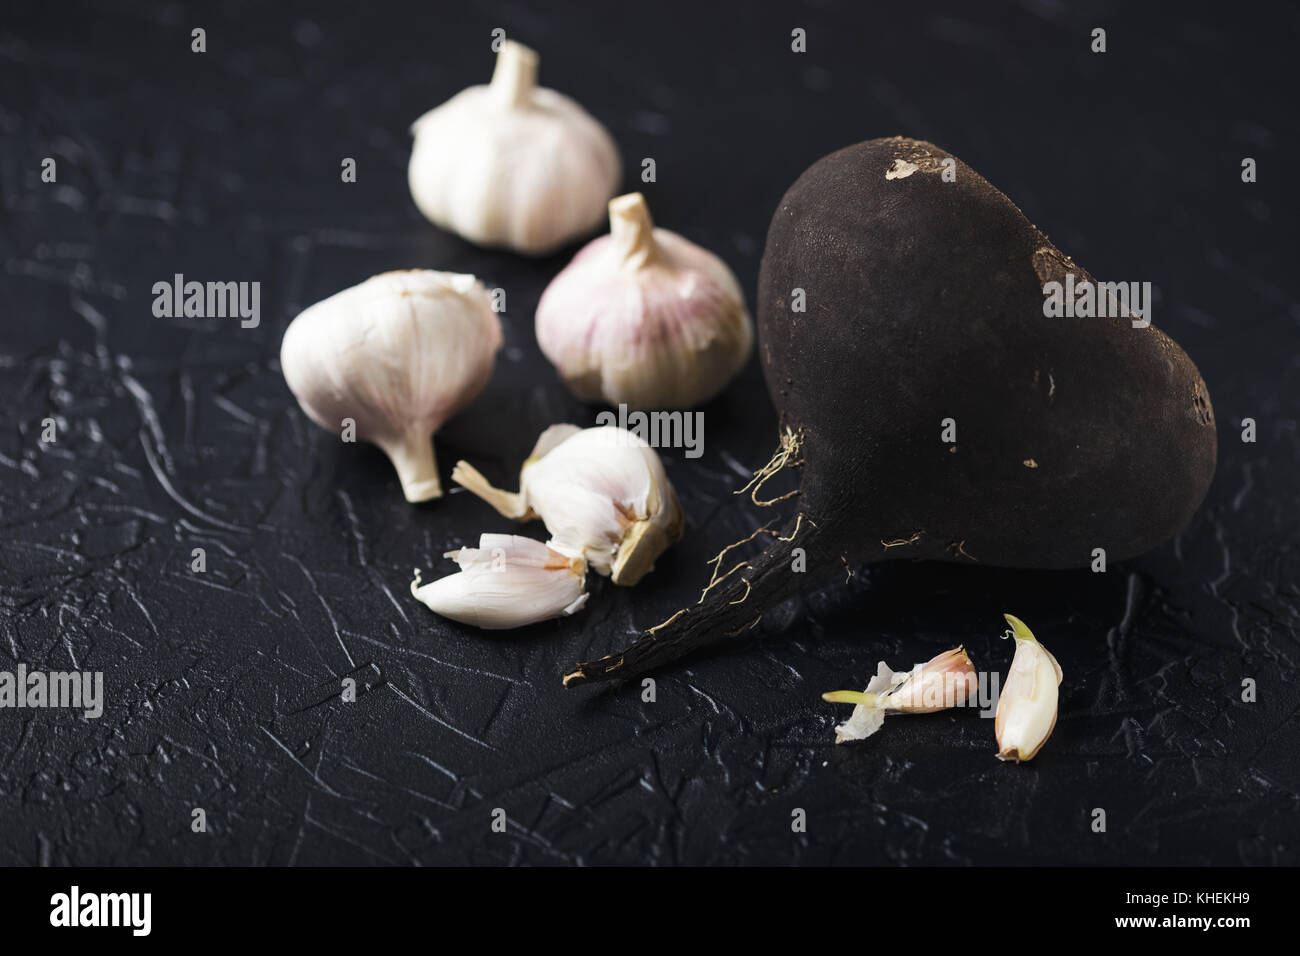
[410,534,588,629]
[407,40,621,256]
[451,424,683,586]
[994,615,1063,763]
[823,646,977,744]
[535,192,753,410]
[280,270,501,502]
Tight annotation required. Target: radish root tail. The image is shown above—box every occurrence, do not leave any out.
[563,428,815,688]
[563,512,813,687]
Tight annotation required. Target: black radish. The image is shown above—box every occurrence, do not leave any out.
[563,137,1217,687]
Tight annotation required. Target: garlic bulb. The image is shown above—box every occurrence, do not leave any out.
[407,40,621,256]
[411,534,588,629]
[535,192,753,410]
[280,270,501,502]
[994,615,1063,762]
[451,424,683,585]
[823,647,977,744]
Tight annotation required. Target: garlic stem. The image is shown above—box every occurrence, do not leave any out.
[381,432,442,502]
[822,690,876,705]
[1004,613,1037,643]
[450,460,528,518]
[608,193,660,269]
[490,40,539,110]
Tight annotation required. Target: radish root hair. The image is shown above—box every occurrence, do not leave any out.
[562,431,815,687]
[699,513,808,603]
[736,427,804,506]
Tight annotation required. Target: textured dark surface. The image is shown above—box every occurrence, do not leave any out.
[1,0,1296,865]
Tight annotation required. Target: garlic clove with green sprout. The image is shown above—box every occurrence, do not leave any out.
[410,534,588,629]
[995,614,1063,762]
[280,270,501,502]
[451,424,684,585]
[822,646,977,744]
[407,40,621,256]
[535,192,754,410]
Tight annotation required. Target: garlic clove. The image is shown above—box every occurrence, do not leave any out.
[881,645,978,714]
[280,270,502,502]
[525,423,584,462]
[407,41,620,256]
[536,192,754,410]
[610,502,681,587]
[509,426,685,585]
[823,647,976,743]
[994,614,1063,763]
[409,534,588,630]
[451,424,683,585]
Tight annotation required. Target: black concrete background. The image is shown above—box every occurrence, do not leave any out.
[0,0,1296,865]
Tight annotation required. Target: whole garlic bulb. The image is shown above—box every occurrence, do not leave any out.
[280,270,501,502]
[407,40,621,256]
[535,192,753,410]
[451,424,683,586]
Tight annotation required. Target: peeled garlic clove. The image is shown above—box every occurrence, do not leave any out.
[407,40,620,256]
[536,192,754,410]
[451,424,683,585]
[410,534,588,630]
[995,614,1063,763]
[823,646,976,743]
[280,270,501,502]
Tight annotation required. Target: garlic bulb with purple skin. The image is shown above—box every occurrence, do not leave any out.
[280,270,502,502]
[535,193,754,410]
[407,40,621,256]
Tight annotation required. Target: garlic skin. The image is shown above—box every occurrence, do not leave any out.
[535,192,754,410]
[451,424,683,585]
[407,40,621,256]
[995,615,1063,763]
[410,534,588,630]
[823,646,977,744]
[877,646,977,714]
[280,270,501,502]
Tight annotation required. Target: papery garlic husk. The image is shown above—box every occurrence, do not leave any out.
[280,270,502,502]
[407,40,621,256]
[823,646,976,744]
[451,424,683,585]
[994,614,1063,763]
[535,192,754,410]
[410,534,588,629]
